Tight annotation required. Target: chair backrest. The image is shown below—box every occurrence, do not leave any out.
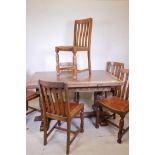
[116,69,129,100]
[39,80,70,117]
[73,18,92,48]
[106,62,124,78]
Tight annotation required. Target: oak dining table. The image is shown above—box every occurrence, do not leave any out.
[26,70,123,130]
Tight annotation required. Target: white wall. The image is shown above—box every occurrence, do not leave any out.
[26,0,128,77]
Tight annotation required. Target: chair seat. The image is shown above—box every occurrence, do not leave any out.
[55,46,89,52]
[70,103,84,117]
[26,90,39,101]
[56,46,73,51]
[98,96,129,113]
[53,102,84,118]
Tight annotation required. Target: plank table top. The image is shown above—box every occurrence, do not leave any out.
[27,70,123,89]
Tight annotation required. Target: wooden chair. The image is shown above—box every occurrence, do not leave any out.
[39,80,84,154]
[105,61,124,96]
[26,89,40,115]
[55,18,93,79]
[93,62,124,112]
[95,69,129,143]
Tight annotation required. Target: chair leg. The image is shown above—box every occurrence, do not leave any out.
[117,115,125,143]
[56,51,60,76]
[80,109,84,132]
[26,101,28,111]
[73,52,77,79]
[39,97,42,117]
[43,117,48,145]
[95,104,100,128]
[39,97,45,131]
[88,51,91,75]
[66,119,71,154]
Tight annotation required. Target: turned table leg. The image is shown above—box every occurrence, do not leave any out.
[73,52,77,79]
[74,92,80,103]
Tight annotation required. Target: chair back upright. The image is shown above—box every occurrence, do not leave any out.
[106,62,124,78]
[73,18,92,48]
[116,69,129,100]
[39,80,70,117]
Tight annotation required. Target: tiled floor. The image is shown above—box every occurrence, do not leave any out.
[26,92,129,155]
